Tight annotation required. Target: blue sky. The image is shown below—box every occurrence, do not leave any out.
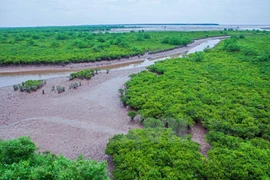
[0,0,269,27]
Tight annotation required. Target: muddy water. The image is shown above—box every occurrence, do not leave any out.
[0,39,221,88]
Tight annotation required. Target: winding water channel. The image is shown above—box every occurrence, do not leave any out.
[0,38,221,87]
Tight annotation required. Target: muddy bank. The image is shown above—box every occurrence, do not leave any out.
[0,67,144,161]
[0,36,222,177]
[0,36,228,74]
[190,122,211,157]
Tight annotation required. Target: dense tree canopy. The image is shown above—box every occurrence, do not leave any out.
[124,35,270,139]
[106,128,206,180]
[108,34,270,179]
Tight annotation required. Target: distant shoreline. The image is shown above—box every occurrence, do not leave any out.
[123,23,219,26]
[0,23,219,29]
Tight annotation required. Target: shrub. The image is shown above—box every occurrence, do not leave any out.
[241,46,259,56]
[73,40,88,49]
[192,51,204,62]
[203,45,210,52]
[13,84,19,91]
[257,47,270,62]
[106,129,206,180]
[166,117,188,136]
[239,34,245,39]
[120,94,128,106]
[162,36,191,46]
[118,88,124,94]
[55,33,69,40]
[0,137,109,179]
[56,86,65,93]
[128,110,137,120]
[69,69,95,80]
[223,38,241,52]
[143,118,164,128]
[15,80,45,93]
[50,41,60,48]
[69,82,79,89]
[0,137,36,164]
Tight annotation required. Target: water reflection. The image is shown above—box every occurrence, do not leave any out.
[0,39,221,88]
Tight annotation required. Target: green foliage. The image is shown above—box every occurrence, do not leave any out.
[0,28,258,65]
[50,41,60,48]
[166,118,188,136]
[124,35,270,139]
[0,137,36,165]
[257,46,270,62]
[223,37,241,52]
[127,110,137,120]
[203,45,210,52]
[56,86,65,93]
[106,129,206,180]
[55,33,69,40]
[120,94,128,106]
[69,82,79,89]
[110,34,270,180]
[206,131,270,180]
[192,51,204,62]
[143,118,164,128]
[0,137,109,179]
[239,34,245,39]
[241,45,259,56]
[73,40,89,49]
[118,88,124,94]
[16,80,45,92]
[69,69,95,80]
[161,36,191,46]
[13,84,19,91]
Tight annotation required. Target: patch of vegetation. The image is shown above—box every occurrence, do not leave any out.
[206,131,270,179]
[14,80,45,93]
[107,34,270,179]
[124,35,270,139]
[0,28,264,65]
[69,69,95,80]
[127,110,137,120]
[106,129,206,180]
[56,86,65,93]
[0,137,109,179]
[69,82,81,89]
[223,36,241,52]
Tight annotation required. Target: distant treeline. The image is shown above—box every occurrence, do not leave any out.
[124,23,219,26]
[0,25,124,33]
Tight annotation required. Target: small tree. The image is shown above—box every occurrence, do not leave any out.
[128,111,137,120]
[193,52,204,62]
[143,118,164,128]
[118,88,124,94]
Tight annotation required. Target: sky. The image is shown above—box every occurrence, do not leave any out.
[0,0,270,27]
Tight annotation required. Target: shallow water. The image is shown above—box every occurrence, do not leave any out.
[110,24,270,33]
[0,39,220,88]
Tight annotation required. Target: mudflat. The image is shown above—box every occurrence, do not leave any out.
[0,68,143,161]
[0,37,219,163]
